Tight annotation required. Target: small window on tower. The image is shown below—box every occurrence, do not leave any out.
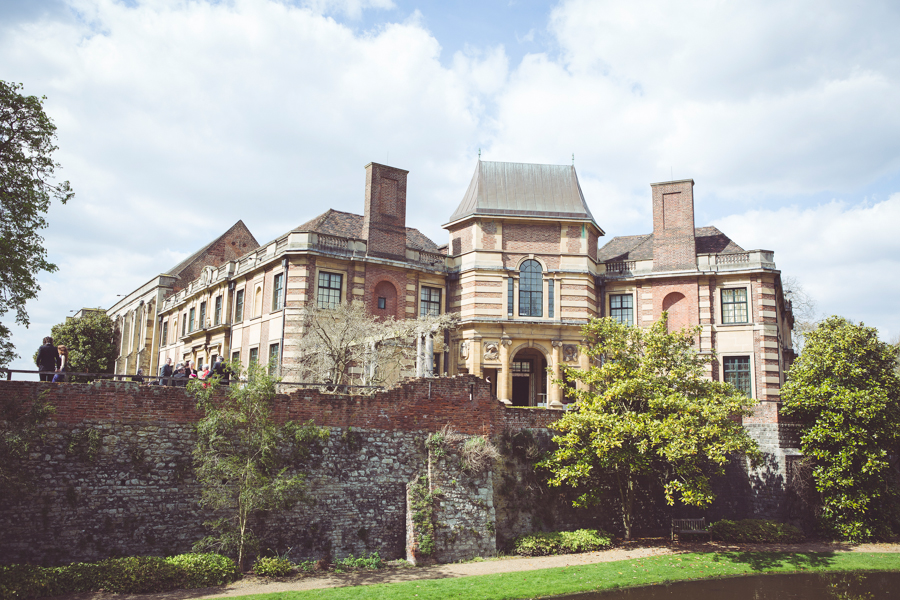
[378,297,386,310]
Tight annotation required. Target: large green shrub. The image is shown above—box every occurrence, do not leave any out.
[512,529,613,556]
[708,519,805,543]
[0,553,239,600]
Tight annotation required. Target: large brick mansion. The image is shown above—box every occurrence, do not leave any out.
[108,160,795,407]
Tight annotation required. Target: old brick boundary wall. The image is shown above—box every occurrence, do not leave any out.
[0,376,575,566]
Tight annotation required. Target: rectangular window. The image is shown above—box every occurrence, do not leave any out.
[197,357,204,370]
[378,297,386,310]
[269,343,280,374]
[214,296,222,325]
[507,277,514,316]
[199,302,206,330]
[548,279,555,319]
[317,272,342,309]
[722,288,749,324]
[188,307,196,333]
[420,286,441,316]
[160,321,168,347]
[231,350,240,364]
[511,360,532,373]
[724,356,752,396]
[182,314,187,337]
[272,273,284,311]
[235,289,244,322]
[249,347,259,365]
[610,294,634,327]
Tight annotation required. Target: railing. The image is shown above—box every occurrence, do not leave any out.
[315,234,353,255]
[605,261,636,275]
[416,250,446,269]
[1,368,179,384]
[715,252,750,265]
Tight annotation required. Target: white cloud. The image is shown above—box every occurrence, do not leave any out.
[713,194,900,341]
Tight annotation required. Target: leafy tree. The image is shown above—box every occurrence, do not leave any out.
[781,316,900,540]
[190,360,329,570]
[50,310,117,377]
[0,81,74,367]
[0,391,54,499]
[541,316,761,539]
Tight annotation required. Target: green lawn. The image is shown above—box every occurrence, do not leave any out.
[236,552,900,600]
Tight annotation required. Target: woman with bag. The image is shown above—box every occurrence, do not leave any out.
[52,345,69,383]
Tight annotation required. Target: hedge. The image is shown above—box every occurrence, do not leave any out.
[512,529,613,556]
[0,553,239,600]
[708,519,805,543]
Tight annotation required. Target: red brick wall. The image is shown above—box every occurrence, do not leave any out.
[362,163,409,260]
[651,181,696,272]
[173,221,259,293]
[651,278,699,331]
[503,223,560,254]
[450,224,473,256]
[482,221,497,250]
[565,225,581,254]
[0,376,556,435]
[364,265,410,318]
[588,231,598,261]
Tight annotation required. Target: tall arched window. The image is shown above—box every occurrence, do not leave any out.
[519,260,543,317]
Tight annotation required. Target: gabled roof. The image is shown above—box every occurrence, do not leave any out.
[165,220,257,277]
[294,209,441,252]
[597,226,745,262]
[445,160,602,232]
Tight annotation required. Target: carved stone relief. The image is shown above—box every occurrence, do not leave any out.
[563,344,578,362]
[459,341,469,359]
[483,342,499,361]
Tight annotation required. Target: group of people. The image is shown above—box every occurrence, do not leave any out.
[157,356,228,386]
[35,337,69,382]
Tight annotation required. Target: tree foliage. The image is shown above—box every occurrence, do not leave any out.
[190,361,329,570]
[782,275,820,351]
[50,311,117,377]
[294,302,457,389]
[0,81,74,367]
[781,316,900,541]
[0,391,55,499]
[541,316,761,539]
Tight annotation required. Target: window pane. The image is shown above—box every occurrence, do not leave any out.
[610,294,633,327]
[508,277,514,316]
[199,302,206,329]
[214,296,222,325]
[318,272,342,309]
[249,348,259,365]
[272,274,284,311]
[724,356,752,396]
[722,288,749,324]
[548,279,554,319]
[518,260,543,317]
[420,286,441,316]
[189,308,195,333]
[235,290,244,322]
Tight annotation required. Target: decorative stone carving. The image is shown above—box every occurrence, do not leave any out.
[563,344,578,362]
[483,342,499,361]
[459,341,469,359]
[551,340,563,348]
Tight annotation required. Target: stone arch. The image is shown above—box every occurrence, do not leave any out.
[509,342,551,407]
[514,255,548,271]
[662,291,688,332]
[373,279,399,320]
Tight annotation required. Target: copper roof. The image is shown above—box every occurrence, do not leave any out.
[597,226,745,262]
[294,209,441,252]
[446,160,601,232]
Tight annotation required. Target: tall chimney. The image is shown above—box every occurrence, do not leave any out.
[362,162,408,260]
[650,179,697,271]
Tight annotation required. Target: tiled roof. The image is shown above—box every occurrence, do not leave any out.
[597,226,745,262]
[446,160,602,232]
[294,209,441,252]
[165,220,257,277]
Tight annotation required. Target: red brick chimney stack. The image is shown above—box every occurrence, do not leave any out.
[362,162,409,260]
[651,179,697,272]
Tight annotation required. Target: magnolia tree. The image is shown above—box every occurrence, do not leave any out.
[781,316,900,540]
[293,303,458,389]
[541,315,761,539]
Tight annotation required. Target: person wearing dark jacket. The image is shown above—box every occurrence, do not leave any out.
[159,358,174,386]
[35,337,60,382]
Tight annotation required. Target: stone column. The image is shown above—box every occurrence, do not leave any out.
[470,338,483,378]
[498,337,512,404]
[416,333,425,378]
[549,341,564,409]
[425,333,435,376]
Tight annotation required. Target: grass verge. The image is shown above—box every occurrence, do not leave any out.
[232,552,900,600]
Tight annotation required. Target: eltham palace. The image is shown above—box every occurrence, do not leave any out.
[108,160,796,407]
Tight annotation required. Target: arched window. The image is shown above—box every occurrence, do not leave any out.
[519,260,543,317]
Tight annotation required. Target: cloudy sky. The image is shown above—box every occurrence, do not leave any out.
[4,0,900,372]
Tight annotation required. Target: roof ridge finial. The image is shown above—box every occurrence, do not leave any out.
[572,153,574,166]
[478,148,481,160]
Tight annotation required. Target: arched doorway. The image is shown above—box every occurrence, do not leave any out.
[662,292,688,332]
[510,348,548,407]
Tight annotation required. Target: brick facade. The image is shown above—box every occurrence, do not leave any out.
[361,163,409,260]
[651,180,697,272]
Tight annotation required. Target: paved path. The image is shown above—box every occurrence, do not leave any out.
[55,541,900,600]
